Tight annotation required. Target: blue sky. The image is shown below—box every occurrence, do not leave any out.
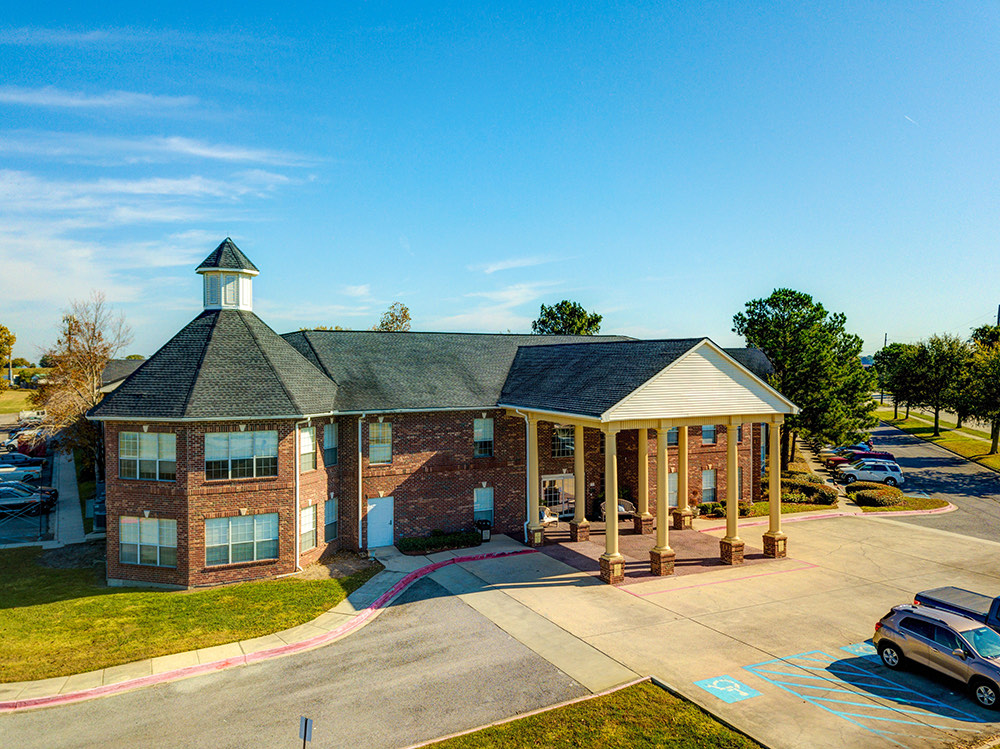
[2,2,999,361]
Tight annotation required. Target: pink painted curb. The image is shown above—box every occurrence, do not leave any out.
[0,548,537,713]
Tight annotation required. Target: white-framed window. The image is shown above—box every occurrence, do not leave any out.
[541,474,575,515]
[325,496,339,541]
[222,273,238,306]
[205,513,278,566]
[702,425,716,445]
[702,469,717,503]
[119,432,175,482]
[668,471,678,507]
[599,431,605,455]
[473,418,494,458]
[300,427,316,472]
[552,426,574,457]
[205,431,278,480]
[301,505,317,550]
[324,423,338,466]
[666,427,678,446]
[205,274,221,306]
[370,422,392,464]
[737,424,744,443]
[119,516,177,567]
[474,486,494,525]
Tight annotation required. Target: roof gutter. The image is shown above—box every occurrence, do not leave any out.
[497,403,601,423]
[357,415,365,553]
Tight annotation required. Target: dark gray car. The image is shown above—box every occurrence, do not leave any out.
[874,604,1000,708]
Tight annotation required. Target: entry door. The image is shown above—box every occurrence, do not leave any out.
[368,496,394,547]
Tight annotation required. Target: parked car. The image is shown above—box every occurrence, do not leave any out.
[826,450,895,469]
[0,464,42,482]
[820,443,870,457]
[0,479,57,501]
[0,452,44,468]
[873,604,1000,708]
[837,460,904,486]
[915,587,1000,633]
[0,486,53,516]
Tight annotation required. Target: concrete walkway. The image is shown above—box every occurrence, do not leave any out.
[52,450,85,546]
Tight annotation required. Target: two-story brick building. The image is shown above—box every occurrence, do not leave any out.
[89,239,797,588]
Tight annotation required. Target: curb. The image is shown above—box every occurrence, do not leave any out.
[0,548,537,713]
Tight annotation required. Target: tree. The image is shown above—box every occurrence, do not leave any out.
[968,325,1000,454]
[0,324,14,393]
[372,302,411,332]
[125,353,145,360]
[30,293,133,479]
[38,354,56,368]
[909,334,969,437]
[733,289,876,469]
[2,357,32,368]
[531,300,602,335]
[874,343,920,419]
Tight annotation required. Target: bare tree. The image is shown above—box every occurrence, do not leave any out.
[31,292,133,479]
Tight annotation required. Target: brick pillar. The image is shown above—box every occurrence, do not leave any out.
[720,537,745,565]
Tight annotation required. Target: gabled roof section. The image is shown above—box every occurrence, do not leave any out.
[603,340,797,421]
[499,339,704,419]
[101,359,144,387]
[90,310,338,420]
[281,331,631,412]
[196,238,260,275]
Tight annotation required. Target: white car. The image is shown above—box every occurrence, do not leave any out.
[839,460,904,487]
[0,464,42,482]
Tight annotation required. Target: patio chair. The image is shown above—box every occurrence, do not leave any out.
[600,499,637,522]
[539,506,560,526]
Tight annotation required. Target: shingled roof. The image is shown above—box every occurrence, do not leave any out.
[281,331,632,413]
[90,310,338,420]
[101,359,145,388]
[196,238,260,274]
[499,339,705,418]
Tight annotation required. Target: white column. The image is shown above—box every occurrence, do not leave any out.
[638,428,651,519]
[573,423,587,526]
[527,415,541,541]
[725,423,740,542]
[677,425,690,519]
[602,426,622,559]
[654,428,670,551]
[768,422,781,535]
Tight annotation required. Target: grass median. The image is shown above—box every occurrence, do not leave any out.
[860,494,949,513]
[427,680,761,749]
[0,389,31,415]
[875,410,1000,472]
[0,544,381,683]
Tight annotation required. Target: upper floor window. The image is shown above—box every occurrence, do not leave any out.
[737,424,744,443]
[324,423,338,466]
[119,432,175,481]
[666,427,678,446]
[702,425,716,445]
[474,418,494,458]
[300,427,316,472]
[205,430,278,480]
[370,422,392,464]
[552,426,574,458]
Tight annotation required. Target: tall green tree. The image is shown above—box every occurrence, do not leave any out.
[874,343,909,419]
[733,289,876,468]
[910,334,969,437]
[0,324,14,393]
[531,300,602,335]
[968,325,1000,453]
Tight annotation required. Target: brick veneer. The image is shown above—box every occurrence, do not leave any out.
[104,412,766,588]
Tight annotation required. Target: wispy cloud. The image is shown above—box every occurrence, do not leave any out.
[342,284,372,298]
[428,281,558,332]
[468,256,554,274]
[0,86,196,110]
[0,131,315,166]
[0,26,271,49]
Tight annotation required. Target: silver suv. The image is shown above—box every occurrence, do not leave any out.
[838,460,904,487]
[874,604,1000,708]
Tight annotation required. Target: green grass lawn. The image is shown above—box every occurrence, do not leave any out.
[0,389,32,414]
[860,495,950,513]
[0,545,381,683]
[428,681,761,749]
[875,410,1000,472]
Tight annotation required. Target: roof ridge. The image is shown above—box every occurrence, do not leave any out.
[182,311,221,418]
[302,331,340,386]
[238,312,303,415]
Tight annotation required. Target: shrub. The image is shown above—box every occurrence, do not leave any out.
[786,461,811,475]
[781,478,839,505]
[844,481,899,495]
[852,488,906,508]
[781,491,812,504]
[397,530,482,554]
[699,502,724,518]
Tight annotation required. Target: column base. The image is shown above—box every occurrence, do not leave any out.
[649,547,676,576]
[720,537,745,565]
[672,508,694,530]
[633,513,654,535]
[599,553,626,585]
[569,520,590,542]
[526,526,546,548]
[763,531,787,558]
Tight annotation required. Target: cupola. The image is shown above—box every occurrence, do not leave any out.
[196,238,259,311]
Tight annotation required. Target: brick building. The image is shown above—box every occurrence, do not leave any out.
[89,239,797,588]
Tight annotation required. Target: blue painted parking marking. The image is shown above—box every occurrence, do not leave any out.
[745,650,982,747]
[694,676,761,703]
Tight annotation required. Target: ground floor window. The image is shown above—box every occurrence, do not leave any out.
[474,486,494,525]
[301,505,317,550]
[325,496,338,541]
[702,469,717,503]
[120,516,177,567]
[668,472,678,507]
[542,474,575,516]
[205,513,278,566]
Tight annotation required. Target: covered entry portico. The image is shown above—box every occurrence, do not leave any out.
[498,338,798,585]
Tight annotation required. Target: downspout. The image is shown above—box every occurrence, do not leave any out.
[357,415,365,555]
[514,409,530,543]
[294,417,311,572]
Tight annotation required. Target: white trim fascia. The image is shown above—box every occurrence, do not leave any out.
[496,403,602,424]
[600,339,799,420]
[196,268,260,277]
[87,410,338,423]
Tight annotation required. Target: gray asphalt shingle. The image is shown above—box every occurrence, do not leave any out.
[196,238,260,273]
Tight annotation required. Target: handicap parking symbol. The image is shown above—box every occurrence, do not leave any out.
[694,675,762,703]
[839,641,880,661]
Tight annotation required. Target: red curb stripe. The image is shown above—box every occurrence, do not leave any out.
[0,548,537,712]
